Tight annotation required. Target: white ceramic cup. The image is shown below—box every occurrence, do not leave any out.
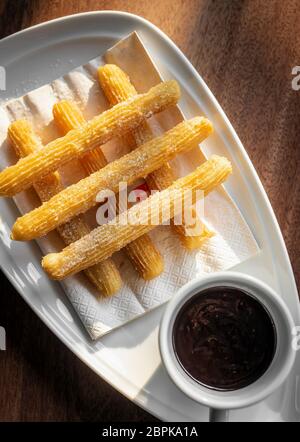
[159,272,296,422]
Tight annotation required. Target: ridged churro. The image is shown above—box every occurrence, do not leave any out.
[42,156,232,279]
[52,100,108,174]
[12,117,213,241]
[53,100,164,280]
[0,80,180,196]
[8,119,122,297]
[98,64,214,249]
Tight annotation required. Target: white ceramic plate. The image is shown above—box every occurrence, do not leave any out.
[0,11,299,422]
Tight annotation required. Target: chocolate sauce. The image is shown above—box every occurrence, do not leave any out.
[173,287,276,391]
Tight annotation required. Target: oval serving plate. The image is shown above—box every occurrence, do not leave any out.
[0,12,299,422]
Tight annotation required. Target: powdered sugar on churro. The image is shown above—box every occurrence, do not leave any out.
[0,32,259,339]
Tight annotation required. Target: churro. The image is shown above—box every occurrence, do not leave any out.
[52,100,108,174]
[0,80,180,196]
[53,100,164,280]
[12,117,213,241]
[98,64,214,249]
[8,119,122,296]
[42,156,232,279]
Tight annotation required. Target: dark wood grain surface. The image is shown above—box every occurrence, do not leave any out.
[0,0,299,421]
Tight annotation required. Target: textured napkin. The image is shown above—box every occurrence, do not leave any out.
[0,33,259,339]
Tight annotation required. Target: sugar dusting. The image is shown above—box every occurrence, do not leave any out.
[0,32,259,340]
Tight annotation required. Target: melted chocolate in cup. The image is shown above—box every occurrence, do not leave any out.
[172,287,277,391]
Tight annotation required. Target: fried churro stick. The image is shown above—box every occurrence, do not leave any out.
[12,117,213,241]
[98,64,214,250]
[42,156,232,279]
[8,119,122,297]
[0,80,180,196]
[53,100,108,175]
[53,100,163,280]
[8,120,63,200]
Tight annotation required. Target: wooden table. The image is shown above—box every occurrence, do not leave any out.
[0,0,299,421]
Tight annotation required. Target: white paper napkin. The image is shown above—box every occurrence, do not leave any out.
[0,33,259,339]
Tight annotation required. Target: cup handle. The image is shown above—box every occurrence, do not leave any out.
[209,408,229,422]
